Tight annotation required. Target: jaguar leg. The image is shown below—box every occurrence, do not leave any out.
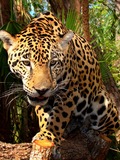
[33,104,55,148]
[33,101,75,148]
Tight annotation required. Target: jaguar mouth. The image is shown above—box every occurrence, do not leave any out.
[27,95,49,106]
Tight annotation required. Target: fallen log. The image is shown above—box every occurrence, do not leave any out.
[0,121,112,160]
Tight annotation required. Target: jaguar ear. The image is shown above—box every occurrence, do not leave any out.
[0,30,16,51]
[59,30,74,50]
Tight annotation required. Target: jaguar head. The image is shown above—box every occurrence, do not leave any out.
[0,30,74,106]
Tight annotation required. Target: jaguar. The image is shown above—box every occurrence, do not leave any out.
[0,12,119,148]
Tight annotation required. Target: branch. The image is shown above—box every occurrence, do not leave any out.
[0,120,112,160]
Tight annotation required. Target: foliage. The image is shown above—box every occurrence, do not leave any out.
[0,0,22,89]
[65,10,82,34]
[89,1,120,158]
[90,0,120,88]
[0,17,27,143]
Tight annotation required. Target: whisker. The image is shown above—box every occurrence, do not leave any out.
[1,88,23,98]
[6,95,21,108]
[0,82,16,84]
[1,82,23,100]
[4,72,13,83]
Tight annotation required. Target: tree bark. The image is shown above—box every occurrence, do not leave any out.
[81,0,91,42]
[0,128,111,160]
[48,0,69,20]
[13,0,31,25]
[0,0,10,26]
[48,0,81,20]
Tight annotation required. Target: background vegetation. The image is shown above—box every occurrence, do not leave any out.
[0,0,119,159]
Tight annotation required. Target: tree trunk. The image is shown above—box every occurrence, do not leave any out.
[81,0,91,42]
[0,0,10,26]
[48,0,69,20]
[13,0,31,25]
[48,0,81,20]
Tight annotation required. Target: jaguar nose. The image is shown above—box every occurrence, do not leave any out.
[35,88,49,96]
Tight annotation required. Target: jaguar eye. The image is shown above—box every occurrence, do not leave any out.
[50,60,58,66]
[22,60,30,66]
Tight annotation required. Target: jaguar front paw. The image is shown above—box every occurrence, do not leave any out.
[32,131,55,148]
